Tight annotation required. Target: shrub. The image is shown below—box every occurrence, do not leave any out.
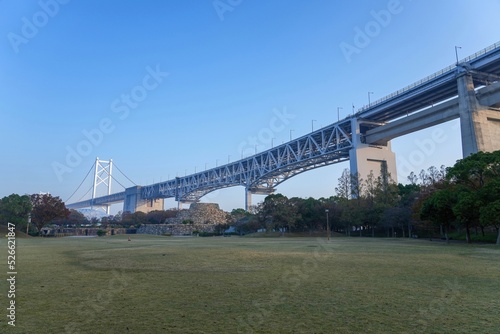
[198,232,216,237]
[96,229,106,237]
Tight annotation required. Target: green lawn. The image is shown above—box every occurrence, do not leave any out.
[1,234,499,334]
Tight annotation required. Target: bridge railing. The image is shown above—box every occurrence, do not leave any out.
[357,41,500,114]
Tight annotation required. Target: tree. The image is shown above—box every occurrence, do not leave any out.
[375,161,398,207]
[0,194,32,230]
[480,200,500,245]
[446,151,500,243]
[407,172,419,185]
[446,150,500,190]
[146,210,177,224]
[453,189,480,243]
[420,188,457,243]
[121,211,147,227]
[364,171,377,207]
[229,208,251,225]
[52,209,89,227]
[335,169,351,200]
[258,194,299,234]
[30,194,70,234]
[397,183,420,237]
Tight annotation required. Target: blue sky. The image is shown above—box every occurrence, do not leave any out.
[1,0,499,212]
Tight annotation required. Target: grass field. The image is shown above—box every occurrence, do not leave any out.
[1,234,500,334]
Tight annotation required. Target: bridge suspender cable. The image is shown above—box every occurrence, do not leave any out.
[113,163,137,186]
[64,161,96,203]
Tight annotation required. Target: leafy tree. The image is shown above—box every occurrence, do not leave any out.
[293,197,319,232]
[229,208,251,225]
[0,194,32,229]
[258,194,299,234]
[446,150,500,189]
[381,207,412,238]
[30,194,70,234]
[397,183,420,237]
[52,209,89,227]
[453,189,480,243]
[480,200,500,244]
[121,211,147,227]
[420,188,457,243]
[146,210,177,224]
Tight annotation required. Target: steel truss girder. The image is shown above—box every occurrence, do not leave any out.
[141,120,353,202]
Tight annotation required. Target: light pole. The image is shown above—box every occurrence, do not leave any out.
[311,120,316,132]
[337,107,343,122]
[455,46,462,65]
[325,209,330,241]
[290,129,294,141]
[271,137,275,148]
[228,155,231,163]
[368,92,374,106]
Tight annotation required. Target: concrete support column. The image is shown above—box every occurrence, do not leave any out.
[349,118,397,183]
[458,72,500,156]
[349,143,397,184]
[123,186,164,213]
[458,73,480,157]
[245,187,252,212]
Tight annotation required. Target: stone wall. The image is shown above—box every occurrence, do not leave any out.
[164,203,228,225]
[138,203,229,236]
[137,223,215,236]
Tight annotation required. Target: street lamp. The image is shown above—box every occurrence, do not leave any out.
[325,209,330,241]
[337,107,343,122]
[368,92,374,106]
[290,129,294,141]
[271,137,275,148]
[455,46,462,65]
[311,120,316,132]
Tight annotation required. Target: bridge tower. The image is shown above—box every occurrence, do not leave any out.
[457,66,500,156]
[92,158,113,215]
[349,118,398,185]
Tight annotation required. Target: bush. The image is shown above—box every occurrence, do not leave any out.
[96,229,106,237]
[198,232,216,237]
